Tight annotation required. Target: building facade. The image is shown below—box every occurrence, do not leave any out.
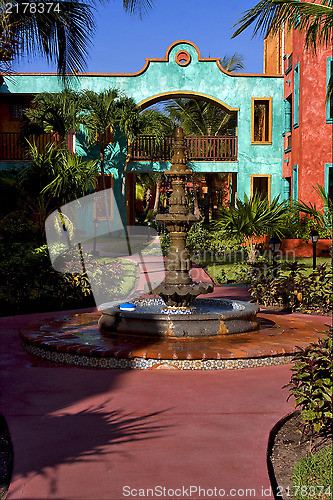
[264,27,333,206]
[0,37,332,212]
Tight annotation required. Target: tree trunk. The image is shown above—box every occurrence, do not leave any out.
[204,174,212,224]
[100,141,112,233]
[153,177,161,213]
[192,174,201,217]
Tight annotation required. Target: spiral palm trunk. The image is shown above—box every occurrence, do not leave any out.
[154,128,213,307]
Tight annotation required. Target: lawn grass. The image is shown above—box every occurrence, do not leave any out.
[205,257,332,284]
[291,445,332,500]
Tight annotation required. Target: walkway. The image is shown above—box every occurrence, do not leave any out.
[1,285,331,500]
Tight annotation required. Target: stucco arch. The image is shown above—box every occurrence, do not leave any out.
[138,91,239,113]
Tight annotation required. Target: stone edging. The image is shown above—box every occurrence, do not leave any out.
[22,342,295,370]
[266,411,301,500]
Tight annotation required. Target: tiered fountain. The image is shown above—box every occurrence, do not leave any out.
[20,127,328,370]
[98,128,259,337]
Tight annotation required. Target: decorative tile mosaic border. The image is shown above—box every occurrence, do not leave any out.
[23,342,294,370]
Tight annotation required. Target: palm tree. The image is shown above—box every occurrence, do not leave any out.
[0,0,95,75]
[295,183,332,238]
[80,89,139,193]
[22,141,98,204]
[165,54,244,137]
[0,0,153,76]
[23,89,84,141]
[215,192,289,263]
[135,108,174,138]
[232,0,333,98]
[0,141,98,239]
[220,53,247,72]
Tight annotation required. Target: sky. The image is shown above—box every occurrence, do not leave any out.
[11,0,266,75]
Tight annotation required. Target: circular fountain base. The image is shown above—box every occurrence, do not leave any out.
[19,307,330,370]
[99,298,259,337]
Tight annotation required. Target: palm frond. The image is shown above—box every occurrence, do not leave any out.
[220,53,246,72]
[295,183,332,235]
[232,0,333,53]
[1,0,96,75]
[215,192,289,240]
[122,0,153,17]
[23,89,83,139]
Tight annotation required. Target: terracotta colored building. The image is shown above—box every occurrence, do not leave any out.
[264,25,333,207]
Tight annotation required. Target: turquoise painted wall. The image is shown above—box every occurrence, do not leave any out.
[0,41,285,201]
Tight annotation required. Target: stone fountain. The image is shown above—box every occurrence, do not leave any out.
[98,128,259,337]
[19,127,329,369]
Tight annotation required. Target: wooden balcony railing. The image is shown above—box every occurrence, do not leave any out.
[0,132,72,160]
[0,132,237,162]
[130,135,237,162]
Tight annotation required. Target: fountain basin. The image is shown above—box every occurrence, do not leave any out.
[98,298,260,337]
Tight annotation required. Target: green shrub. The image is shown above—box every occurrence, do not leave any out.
[208,262,255,284]
[0,214,40,242]
[283,211,330,241]
[250,263,332,313]
[292,445,332,500]
[285,330,333,435]
[186,222,212,251]
[159,232,171,257]
[186,223,247,264]
[0,243,94,315]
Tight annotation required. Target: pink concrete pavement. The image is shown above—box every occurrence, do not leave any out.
[2,284,329,500]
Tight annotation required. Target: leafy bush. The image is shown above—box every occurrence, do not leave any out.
[186,223,246,263]
[186,222,212,251]
[207,262,256,284]
[0,214,40,242]
[159,232,171,257]
[285,330,333,435]
[283,210,330,240]
[250,263,332,313]
[0,243,94,315]
[292,445,332,500]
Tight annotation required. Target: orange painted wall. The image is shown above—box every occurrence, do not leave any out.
[289,32,332,208]
[264,32,282,74]
[280,238,331,258]
[0,95,32,133]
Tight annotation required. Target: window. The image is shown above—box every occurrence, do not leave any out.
[283,177,291,199]
[251,175,271,202]
[251,98,272,144]
[293,63,300,128]
[292,165,298,201]
[326,58,333,123]
[325,164,333,202]
[284,95,292,134]
[10,103,26,119]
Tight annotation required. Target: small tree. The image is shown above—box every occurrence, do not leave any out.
[23,89,84,142]
[295,184,332,242]
[215,192,289,263]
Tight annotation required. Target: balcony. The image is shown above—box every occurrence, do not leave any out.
[0,133,238,163]
[130,135,237,162]
[0,132,71,161]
